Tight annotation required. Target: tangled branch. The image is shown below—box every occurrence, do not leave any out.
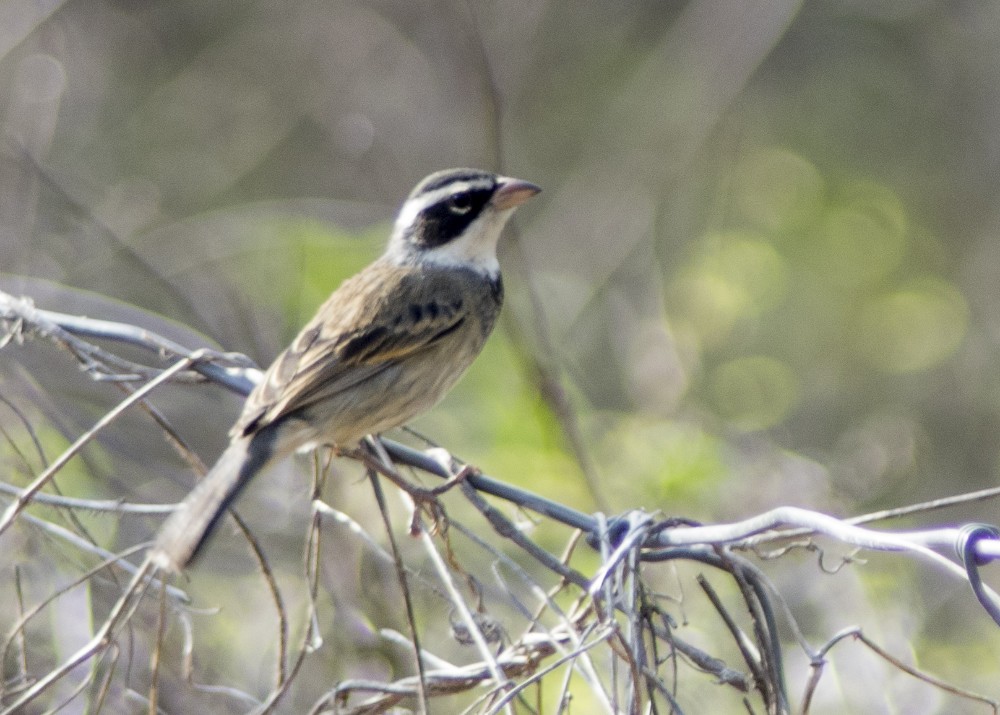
[2,287,1000,714]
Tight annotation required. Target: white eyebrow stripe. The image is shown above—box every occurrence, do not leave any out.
[393,179,494,234]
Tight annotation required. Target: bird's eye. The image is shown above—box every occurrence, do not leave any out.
[446,194,473,215]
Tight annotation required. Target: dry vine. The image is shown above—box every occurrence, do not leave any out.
[1,289,999,714]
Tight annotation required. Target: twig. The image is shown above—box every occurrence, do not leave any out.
[697,575,766,702]
[0,558,157,715]
[484,625,617,715]
[802,627,1000,715]
[7,288,1000,715]
[230,510,290,687]
[366,461,430,714]
[458,479,590,589]
[0,289,258,393]
[0,481,174,513]
[7,512,186,600]
[413,505,515,714]
[0,353,202,536]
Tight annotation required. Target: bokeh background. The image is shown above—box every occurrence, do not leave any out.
[3,0,1000,712]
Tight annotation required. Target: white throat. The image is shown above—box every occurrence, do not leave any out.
[386,206,514,276]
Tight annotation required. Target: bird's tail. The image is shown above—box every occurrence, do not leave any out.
[149,426,277,572]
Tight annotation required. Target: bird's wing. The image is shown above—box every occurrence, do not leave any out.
[234,263,470,437]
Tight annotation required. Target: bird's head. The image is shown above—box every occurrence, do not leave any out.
[387,168,540,276]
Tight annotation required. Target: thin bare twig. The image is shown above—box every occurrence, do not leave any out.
[6,290,1000,715]
[801,627,1000,715]
[0,352,202,536]
[414,511,515,714]
[366,460,430,715]
[0,558,157,715]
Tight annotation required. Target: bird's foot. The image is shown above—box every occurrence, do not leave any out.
[423,447,481,495]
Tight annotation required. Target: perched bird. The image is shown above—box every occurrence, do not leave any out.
[150,168,540,571]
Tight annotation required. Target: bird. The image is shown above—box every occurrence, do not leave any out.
[150,168,540,571]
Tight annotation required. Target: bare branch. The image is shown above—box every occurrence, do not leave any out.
[5,290,1000,714]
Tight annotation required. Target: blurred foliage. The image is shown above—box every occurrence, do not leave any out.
[2,0,1000,711]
